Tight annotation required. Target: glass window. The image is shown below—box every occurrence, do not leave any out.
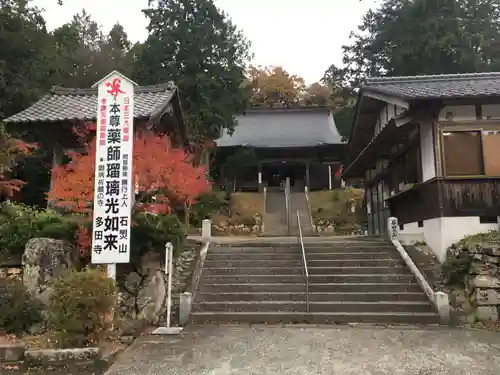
[482,130,500,176]
[442,131,483,176]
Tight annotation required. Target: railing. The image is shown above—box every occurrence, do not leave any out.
[304,185,314,228]
[296,210,310,313]
[285,177,292,235]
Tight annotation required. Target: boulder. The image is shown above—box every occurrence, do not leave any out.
[22,238,74,305]
[136,270,166,324]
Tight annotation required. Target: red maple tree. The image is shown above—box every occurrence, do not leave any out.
[0,123,37,197]
[48,122,211,215]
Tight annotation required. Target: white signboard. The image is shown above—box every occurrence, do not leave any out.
[91,71,135,264]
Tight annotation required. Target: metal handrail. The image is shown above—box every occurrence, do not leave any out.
[296,210,310,313]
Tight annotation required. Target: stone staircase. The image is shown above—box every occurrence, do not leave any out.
[290,192,314,235]
[191,239,440,324]
[263,191,313,236]
[262,191,288,236]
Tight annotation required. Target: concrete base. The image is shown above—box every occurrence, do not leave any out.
[151,327,184,335]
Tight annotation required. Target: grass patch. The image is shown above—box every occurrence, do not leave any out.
[212,192,264,226]
[309,188,364,220]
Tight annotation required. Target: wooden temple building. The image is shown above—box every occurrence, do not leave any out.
[342,72,500,261]
[215,106,346,192]
[2,73,187,205]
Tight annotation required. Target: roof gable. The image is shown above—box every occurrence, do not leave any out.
[3,82,178,124]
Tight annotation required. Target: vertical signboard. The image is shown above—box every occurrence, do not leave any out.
[91,71,135,264]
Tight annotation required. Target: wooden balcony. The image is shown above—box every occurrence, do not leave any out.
[387,177,500,224]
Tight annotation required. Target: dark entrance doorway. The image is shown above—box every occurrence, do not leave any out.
[262,163,305,190]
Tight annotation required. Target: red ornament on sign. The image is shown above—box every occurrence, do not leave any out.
[106,78,126,102]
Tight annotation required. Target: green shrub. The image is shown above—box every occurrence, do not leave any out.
[0,278,43,334]
[131,213,185,259]
[49,268,116,346]
[0,202,78,256]
[441,250,471,286]
[189,192,225,226]
[240,215,256,227]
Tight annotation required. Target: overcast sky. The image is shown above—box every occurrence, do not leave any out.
[35,0,378,84]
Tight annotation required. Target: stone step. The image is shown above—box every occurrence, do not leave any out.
[206,252,397,261]
[204,260,304,267]
[190,311,440,325]
[209,246,300,254]
[307,252,398,260]
[196,291,430,302]
[193,301,434,313]
[202,266,409,276]
[203,267,303,275]
[208,245,396,254]
[304,246,396,253]
[198,282,423,294]
[307,259,404,267]
[203,259,405,268]
[201,274,416,284]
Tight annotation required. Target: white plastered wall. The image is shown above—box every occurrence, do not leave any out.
[398,217,499,262]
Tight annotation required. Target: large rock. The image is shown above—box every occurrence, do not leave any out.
[136,270,166,324]
[22,238,74,305]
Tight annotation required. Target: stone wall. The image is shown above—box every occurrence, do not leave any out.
[446,242,500,322]
[5,238,201,334]
[313,218,364,235]
[212,213,263,235]
[116,242,199,326]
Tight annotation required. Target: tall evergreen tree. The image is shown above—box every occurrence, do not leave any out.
[135,0,252,141]
[343,0,500,84]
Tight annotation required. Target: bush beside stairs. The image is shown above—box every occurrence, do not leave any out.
[191,239,440,324]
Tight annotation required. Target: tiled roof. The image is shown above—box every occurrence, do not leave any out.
[216,107,343,148]
[3,83,177,123]
[364,72,500,100]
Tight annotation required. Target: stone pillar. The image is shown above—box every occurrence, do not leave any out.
[435,291,450,324]
[328,165,332,190]
[179,292,193,325]
[305,162,310,190]
[258,163,263,192]
[202,219,211,241]
[387,217,399,240]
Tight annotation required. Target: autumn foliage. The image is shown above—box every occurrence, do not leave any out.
[0,123,37,197]
[48,122,211,215]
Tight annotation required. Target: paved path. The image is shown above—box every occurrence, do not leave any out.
[105,324,500,374]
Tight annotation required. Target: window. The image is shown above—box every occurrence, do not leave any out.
[442,129,500,177]
[482,131,500,176]
[442,131,483,176]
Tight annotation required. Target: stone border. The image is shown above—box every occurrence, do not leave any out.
[0,343,26,362]
[0,345,101,365]
[24,347,100,365]
[391,239,450,324]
